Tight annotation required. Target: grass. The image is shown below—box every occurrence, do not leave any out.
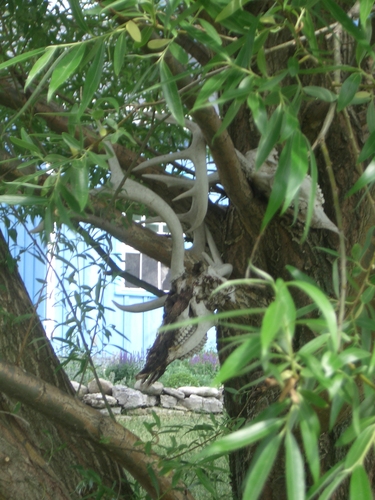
[119,411,232,500]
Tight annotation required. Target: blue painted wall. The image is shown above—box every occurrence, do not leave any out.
[1,217,217,356]
[0,218,162,356]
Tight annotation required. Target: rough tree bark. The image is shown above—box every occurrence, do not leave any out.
[0,230,135,498]
[0,231,195,500]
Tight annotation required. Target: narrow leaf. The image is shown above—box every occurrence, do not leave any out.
[70,159,89,211]
[303,86,337,102]
[243,434,283,500]
[194,419,282,460]
[214,336,261,385]
[346,159,375,197]
[286,431,306,500]
[48,44,85,101]
[255,105,283,169]
[323,0,370,48]
[260,139,289,230]
[350,466,372,500]
[114,32,127,75]
[337,73,362,112]
[78,43,105,116]
[159,59,184,127]
[0,48,44,72]
[68,0,89,33]
[147,39,170,50]
[282,130,309,212]
[358,131,375,164]
[0,195,46,205]
[215,0,252,23]
[344,425,375,468]
[9,136,41,154]
[290,281,338,350]
[25,47,57,90]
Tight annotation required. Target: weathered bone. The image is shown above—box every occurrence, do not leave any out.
[112,296,167,313]
[236,148,339,233]
[102,141,186,281]
[134,114,209,232]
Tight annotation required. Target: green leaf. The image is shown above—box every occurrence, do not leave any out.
[126,20,142,42]
[169,42,189,65]
[358,131,375,164]
[318,471,350,500]
[288,57,299,77]
[215,0,252,23]
[360,0,374,29]
[303,86,337,102]
[70,159,89,211]
[114,32,127,76]
[323,0,370,49]
[282,131,309,212]
[199,19,222,46]
[344,424,375,468]
[48,44,85,101]
[247,94,268,135]
[260,137,289,230]
[147,39,170,50]
[25,47,57,90]
[62,132,82,153]
[159,60,184,127]
[298,334,330,356]
[260,300,282,351]
[242,433,283,500]
[0,48,45,72]
[214,336,261,385]
[78,43,105,117]
[59,183,82,213]
[366,100,375,133]
[346,159,375,197]
[300,402,320,483]
[68,0,89,33]
[286,431,306,500]
[194,419,283,460]
[290,281,338,351]
[195,468,217,496]
[350,466,372,500]
[193,72,229,111]
[0,195,46,206]
[9,136,41,154]
[337,73,362,112]
[256,105,283,169]
[306,462,345,500]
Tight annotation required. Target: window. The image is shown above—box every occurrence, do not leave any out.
[123,219,171,291]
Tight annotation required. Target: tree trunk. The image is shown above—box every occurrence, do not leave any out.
[0,230,135,499]
[215,8,373,499]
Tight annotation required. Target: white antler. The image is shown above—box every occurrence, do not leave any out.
[101,141,186,281]
[133,114,209,232]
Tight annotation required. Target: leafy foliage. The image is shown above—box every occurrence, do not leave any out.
[3,0,375,499]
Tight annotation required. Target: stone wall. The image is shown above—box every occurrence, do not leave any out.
[71,378,223,415]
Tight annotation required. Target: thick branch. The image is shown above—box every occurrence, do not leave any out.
[0,360,195,500]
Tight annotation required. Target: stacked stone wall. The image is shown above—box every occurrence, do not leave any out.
[71,378,223,415]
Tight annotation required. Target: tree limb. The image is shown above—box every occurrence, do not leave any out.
[0,360,196,500]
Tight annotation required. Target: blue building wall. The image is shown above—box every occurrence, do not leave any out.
[1,218,217,357]
[0,219,163,356]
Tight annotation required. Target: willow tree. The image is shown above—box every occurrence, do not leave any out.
[1,0,375,499]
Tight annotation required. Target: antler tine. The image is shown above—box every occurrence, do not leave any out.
[102,141,185,282]
[112,296,167,313]
[132,114,209,232]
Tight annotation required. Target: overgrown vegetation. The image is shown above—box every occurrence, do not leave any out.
[2,0,375,499]
[105,351,219,388]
